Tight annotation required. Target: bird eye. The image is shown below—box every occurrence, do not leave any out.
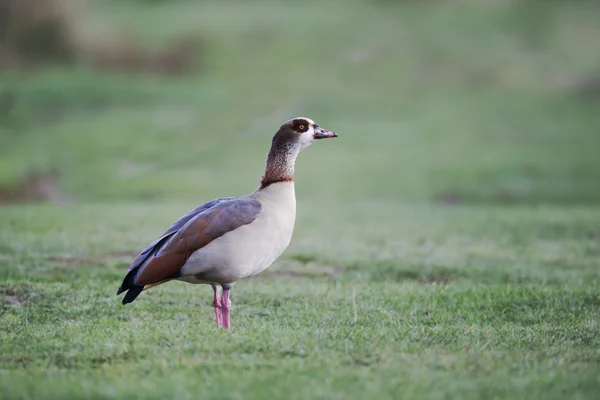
[298,124,305,131]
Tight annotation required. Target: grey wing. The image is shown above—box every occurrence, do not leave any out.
[117,198,261,299]
[126,197,234,272]
[132,197,262,286]
[117,197,234,295]
[164,197,235,233]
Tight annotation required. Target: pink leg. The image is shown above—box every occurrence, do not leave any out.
[221,289,231,330]
[212,286,223,328]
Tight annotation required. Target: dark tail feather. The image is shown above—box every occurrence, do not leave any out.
[122,286,144,305]
[117,268,139,296]
[117,268,144,305]
[117,268,144,304]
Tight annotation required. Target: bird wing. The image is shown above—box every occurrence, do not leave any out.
[124,197,234,277]
[117,197,261,297]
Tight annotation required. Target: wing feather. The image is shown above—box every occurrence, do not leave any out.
[117,197,261,303]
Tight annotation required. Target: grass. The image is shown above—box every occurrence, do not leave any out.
[1,0,600,398]
[1,202,599,399]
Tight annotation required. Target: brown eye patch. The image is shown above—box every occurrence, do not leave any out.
[292,119,310,133]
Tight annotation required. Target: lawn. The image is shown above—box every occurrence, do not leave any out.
[1,0,600,399]
[1,202,599,399]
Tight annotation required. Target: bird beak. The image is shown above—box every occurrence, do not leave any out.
[313,126,338,139]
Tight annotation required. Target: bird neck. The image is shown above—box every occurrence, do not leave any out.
[260,144,299,189]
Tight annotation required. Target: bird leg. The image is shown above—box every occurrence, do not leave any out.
[221,288,231,330]
[212,285,223,328]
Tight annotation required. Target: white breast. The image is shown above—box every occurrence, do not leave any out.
[179,182,296,284]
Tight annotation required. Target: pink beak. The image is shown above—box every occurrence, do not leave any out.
[313,126,338,139]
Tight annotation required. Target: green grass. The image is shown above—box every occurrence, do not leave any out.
[1,0,600,398]
[1,202,599,399]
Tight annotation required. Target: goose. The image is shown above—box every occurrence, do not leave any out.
[117,117,337,329]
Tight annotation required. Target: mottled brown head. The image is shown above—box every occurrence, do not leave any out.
[261,117,337,188]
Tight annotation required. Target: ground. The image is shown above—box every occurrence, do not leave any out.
[1,203,599,399]
[1,1,600,399]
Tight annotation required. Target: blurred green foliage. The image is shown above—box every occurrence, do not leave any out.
[0,0,599,204]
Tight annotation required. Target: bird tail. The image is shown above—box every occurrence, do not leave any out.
[117,272,172,305]
[122,286,144,304]
[117,268,145,305]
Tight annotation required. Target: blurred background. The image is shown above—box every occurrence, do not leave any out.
[0,0,599,206]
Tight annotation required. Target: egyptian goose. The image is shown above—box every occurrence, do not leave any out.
[117,117,337,329]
